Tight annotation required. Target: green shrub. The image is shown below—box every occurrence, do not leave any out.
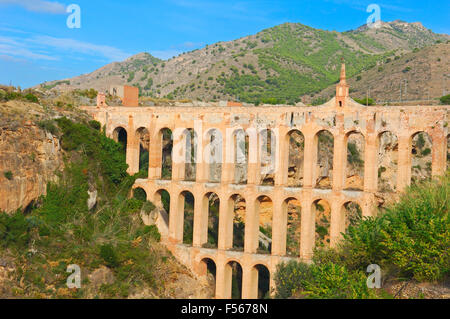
[37,120,58,135]
[55,117,128,185]
[100,244,119,268]
[88,120,101,131]
[302,262,377,299]
[439,94,450,105]
[4,171,13,180]
[341,174,450,282]
[0,211,33,248]
[24,93,38,103]
[274,261,312,298]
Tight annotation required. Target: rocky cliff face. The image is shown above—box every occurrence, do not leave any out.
[0,101,64,213]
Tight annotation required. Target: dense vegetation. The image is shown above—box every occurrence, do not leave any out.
[0,118,176,298]
[275,173,449,298]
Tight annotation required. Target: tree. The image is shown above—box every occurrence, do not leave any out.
[439,94,450,105]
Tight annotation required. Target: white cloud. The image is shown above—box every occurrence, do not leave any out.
[0,0,67,14]
[0,35,57,60]
[0,33,132,62]
[28,35,131,61]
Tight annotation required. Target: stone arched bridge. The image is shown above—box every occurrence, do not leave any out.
[82,66,449,299]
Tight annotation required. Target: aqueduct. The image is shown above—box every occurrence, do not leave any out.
[82,65,449,299]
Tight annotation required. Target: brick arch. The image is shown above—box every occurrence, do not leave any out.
[285,129,305,187]
[249,263,271,299]
[377,131,399,193]
[410,131,433,184]
[313,129,335,189]
[344,130,365,191]
[153,188,170,213]
[312,198,331,249]
[223,193,246,250]
[258,128,277,186]
[112,126,128,142]
[174,190,195,245]
[200,191,221,248]
[340,200,363,235]
[281,196,302,257]
[204,128,223,183]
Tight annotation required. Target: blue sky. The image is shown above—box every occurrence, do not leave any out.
[0,0,448,88]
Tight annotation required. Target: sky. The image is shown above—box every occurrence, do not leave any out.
[0,0,448,88]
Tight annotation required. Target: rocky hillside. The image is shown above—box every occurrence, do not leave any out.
[307,42,450,104]
[0,100,214,299]
[39,20,449,104]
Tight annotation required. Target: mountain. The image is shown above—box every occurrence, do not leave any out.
[39,20,449,104]
[306,42,450,104]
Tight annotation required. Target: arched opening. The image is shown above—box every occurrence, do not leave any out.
[113,127,127,153]
[283,197,301,257]
[199,258,216,298]
[204,192,220,248]
[411,132,432,184]
[133,187,147,201]
[161,128,173,180]
[206,129,223,183]
[136,127,150,173]
[313,199,331,249]
[184,128,197,181]
[256,196,272,254]
[233,129,249,185]
[253,264,270,299]
[180,191,195,245]
[345,132,365,191]
[230,194,245,250]
[342,201,362,233]
[287,130,305,187]
[377,131,398,193]
[155,189,170,215]
[260,129,276,186]
[225,261,243,299]
[315,130,334,189]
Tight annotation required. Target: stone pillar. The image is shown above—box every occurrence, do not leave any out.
[215,259,228,299]
[247,129,260,185]
[126,116,140,175]
[222,129,234,184]
[168,191,182,243]
[241,265,258,299]
[271,195,286,256]
[172,131,186,181]
[192,190,206,248]
[300,193,314,260]
[329,198,344,248]
[196,130,208,183]
[275,129,288,186]
[148,126,162,180]
[397,134,412,191]
[244,196,258,253]
[302,132,315,188]
[364,134,378,192]
[218,196,233,250]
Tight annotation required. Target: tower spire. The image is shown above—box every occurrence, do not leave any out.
[336,58,349,108]
[340,60,347,84]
